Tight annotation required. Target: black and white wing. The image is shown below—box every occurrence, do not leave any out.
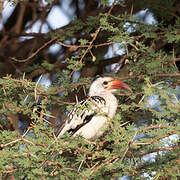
[56,96,106,138]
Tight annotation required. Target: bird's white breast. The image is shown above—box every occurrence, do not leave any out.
[73,115,108,140]
[73,93,118,140]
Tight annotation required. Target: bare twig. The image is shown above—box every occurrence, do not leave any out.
[34,74,42,101]
[79,1,117,64]
[58,41,115,49]
[10,36,58,62]
[0,0,5,20]
[113,130,138,164]
[78,154,86,172]
[1,139,21,148]
[118,73,180,81]
[90,156,116,175]
[139,145,180,157]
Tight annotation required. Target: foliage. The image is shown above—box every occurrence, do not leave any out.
[0,0,180,179]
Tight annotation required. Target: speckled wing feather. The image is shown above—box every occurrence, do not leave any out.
[56,96,106,138]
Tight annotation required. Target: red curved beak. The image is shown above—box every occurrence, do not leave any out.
[108,79,132,92]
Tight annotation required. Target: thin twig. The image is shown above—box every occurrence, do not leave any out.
[10,36,58,62]
[34,74,42,101]
[58,41,115,48]
[1,139,21,148]
[78,154,86,172]
[90,156,116,175]
[118,73,180,81]
[139,145,180,157]
[114,130,138,164]
[0,0,5,20]
[79,0,117,64]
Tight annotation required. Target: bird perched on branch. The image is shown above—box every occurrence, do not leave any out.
[56,76,132,140]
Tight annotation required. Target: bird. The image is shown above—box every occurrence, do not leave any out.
[56,76,132,140]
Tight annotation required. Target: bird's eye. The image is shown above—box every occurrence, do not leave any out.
[103,81,108,85]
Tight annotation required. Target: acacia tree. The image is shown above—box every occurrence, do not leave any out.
[0,0,179,179]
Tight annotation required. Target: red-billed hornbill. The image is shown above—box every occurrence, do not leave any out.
[56,76,132,140]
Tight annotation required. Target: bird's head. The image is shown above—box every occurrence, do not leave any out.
[89,76,132,96]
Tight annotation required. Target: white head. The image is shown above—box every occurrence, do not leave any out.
[88,76,132,96]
